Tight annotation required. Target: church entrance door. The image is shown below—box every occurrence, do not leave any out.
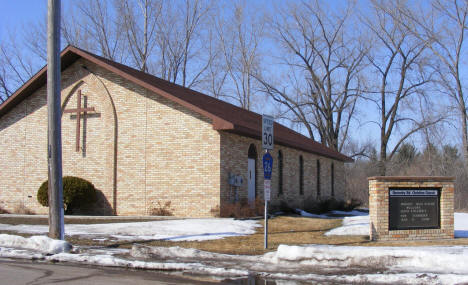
[248,158,256,204]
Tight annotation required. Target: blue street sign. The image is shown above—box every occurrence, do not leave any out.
[263,152,273,179]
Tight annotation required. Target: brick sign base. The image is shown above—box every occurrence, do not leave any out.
[368,176,454,241]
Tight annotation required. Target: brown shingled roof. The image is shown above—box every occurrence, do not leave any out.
[0,45,353,162]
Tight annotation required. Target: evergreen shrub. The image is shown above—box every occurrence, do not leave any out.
[37,176,97,214]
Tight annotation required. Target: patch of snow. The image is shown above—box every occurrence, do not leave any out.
[325,212,468,238]
[272,244,468,274]
[296,210,330,218]
[0,247,248,278]
[298,209,368,219]
[0,218,260,241]
[455,213,468,238]
[0,234,71,254]
[3,238,468,284]
[324,215,369,236]
[131,244,263,263]
[265,272,468,285]
[329,210,369,216]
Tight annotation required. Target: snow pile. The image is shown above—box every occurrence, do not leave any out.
[298,209,368,219]
[272,244,468,274]
[0,218,261,241]
[0,234,71,254]
[131,244,261,263]
[266,272,468,285]
[3,236,468,284]
[330,210,369,216]
[325,212,468,238]
[297,210,329,218]
[455,213,468,238]
[325,215,370,236]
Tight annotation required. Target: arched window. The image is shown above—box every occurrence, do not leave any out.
[331,162,335,197]
[316,159,321,198]
[248,144,257,159]
[278,150,283,195]
[299,156,304,195]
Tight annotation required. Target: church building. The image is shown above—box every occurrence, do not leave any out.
[0,46,352,217]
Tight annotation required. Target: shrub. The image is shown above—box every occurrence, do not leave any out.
[304,197,362,214]
[221,198,265,218]
[0,205,9,214]
[150,201,174,216]
[210,204,220,217]
[13,202,35,215]
[37,176,97,214]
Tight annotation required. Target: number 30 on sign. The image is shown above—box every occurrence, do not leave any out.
[262,115,274,150]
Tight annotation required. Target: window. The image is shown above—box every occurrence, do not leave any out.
[248,144,257,159]
[331,162,335,197]
[299,156,304,195]
[316,159,321,198]
[248,144,257,197]
[278,150,283,195]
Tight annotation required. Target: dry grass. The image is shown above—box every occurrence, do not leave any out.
[124,216,365,255]
[2,215,468,254]
[120,216,468,255]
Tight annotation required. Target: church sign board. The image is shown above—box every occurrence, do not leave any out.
[368,176,454,241]
[388,188,440,230]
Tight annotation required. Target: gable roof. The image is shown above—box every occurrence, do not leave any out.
[0,45,352,162]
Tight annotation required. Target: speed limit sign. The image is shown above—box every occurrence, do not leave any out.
[262,115,274,150]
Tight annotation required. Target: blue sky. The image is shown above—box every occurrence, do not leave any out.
[0,1,46,33]
[0,0,462,154]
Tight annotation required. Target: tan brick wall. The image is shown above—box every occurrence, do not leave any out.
[0,57,346,217]
[0,59,221,217]
[369,177,454,241]
[220,132,345,211]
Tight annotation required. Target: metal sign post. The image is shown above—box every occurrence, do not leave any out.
[262,114,274,250]
[262,115,274,150]
[262,151,272,249]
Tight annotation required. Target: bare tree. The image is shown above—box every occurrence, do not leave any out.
[397,0,468,167]
[363,0,442,175]
[23,17,48,62]
[0,37,36,102]
[0,54,11,102]
[204,27,228,99]
[155,0,212,88]
[62,0,124,62]
[117,0,162,72]
[255,1,367,152]
[216,3,264,110]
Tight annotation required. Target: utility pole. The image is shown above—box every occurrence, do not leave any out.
[47,0,64,240]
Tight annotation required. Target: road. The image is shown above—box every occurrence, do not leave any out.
[0,258,238,285]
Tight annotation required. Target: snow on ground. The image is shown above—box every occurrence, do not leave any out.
[297,210,330,218]
[0,234,71,254]
[325,212,468,238]
[298,209,368,218]
[1,212,468,284]
[0,218,260,241]
[3,242,468,284]
[324,215,370,236]
[455,213,468,238]
[273,244,468,274]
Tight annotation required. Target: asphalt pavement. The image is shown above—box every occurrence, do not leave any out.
[0,258,242,285]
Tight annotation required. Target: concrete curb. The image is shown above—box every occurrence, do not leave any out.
[0,214,182,221]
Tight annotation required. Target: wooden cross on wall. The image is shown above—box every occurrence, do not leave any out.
[64,90,96,152]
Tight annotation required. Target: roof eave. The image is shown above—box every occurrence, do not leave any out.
[222,125,353,162]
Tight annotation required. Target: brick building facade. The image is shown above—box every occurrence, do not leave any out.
[0,46,352,217]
